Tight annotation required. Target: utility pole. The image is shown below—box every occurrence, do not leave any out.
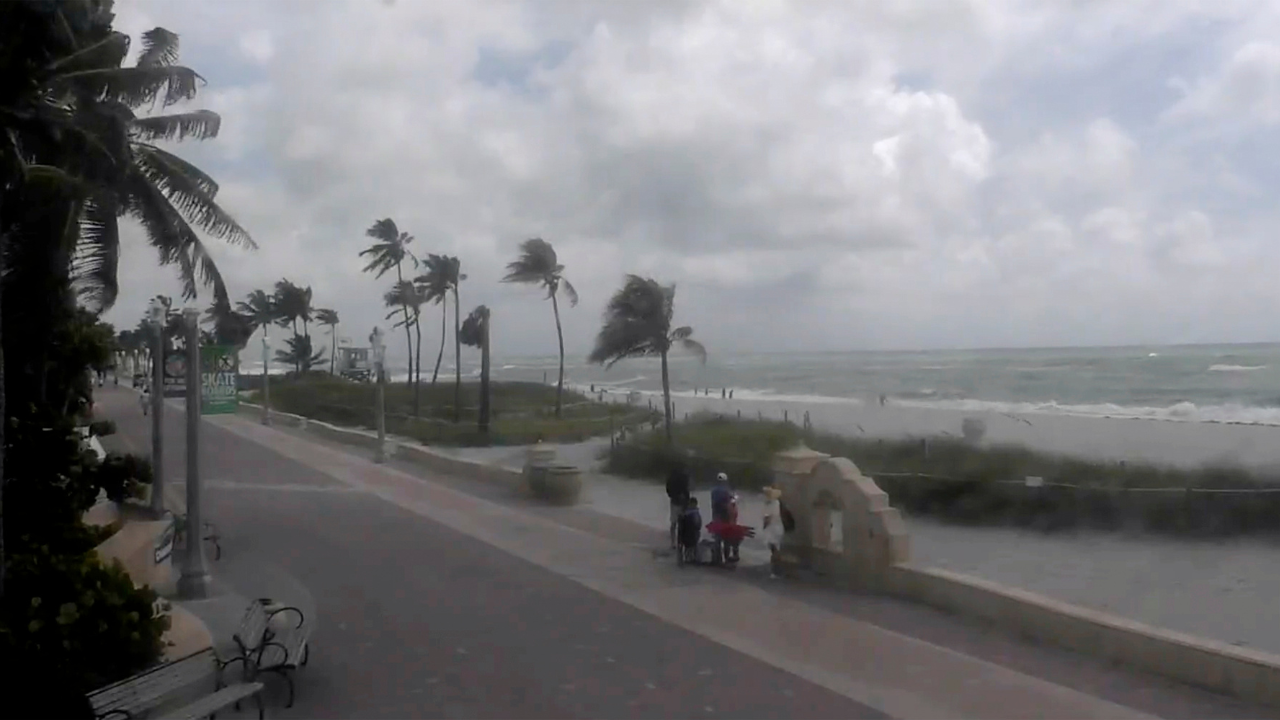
[148,298,166,518]
[177,308,211,599]
[371,327,387,463]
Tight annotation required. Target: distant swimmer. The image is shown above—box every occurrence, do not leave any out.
[879,393,887,406]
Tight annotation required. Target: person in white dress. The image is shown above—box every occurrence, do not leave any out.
[761,486,785,579]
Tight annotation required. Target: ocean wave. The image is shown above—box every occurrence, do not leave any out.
[892,397,1280,426]
[1208,364,1268,372]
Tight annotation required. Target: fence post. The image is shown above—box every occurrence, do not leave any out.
[784,409,789,424]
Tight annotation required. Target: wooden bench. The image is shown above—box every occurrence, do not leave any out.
[87,647,264,720]
[224,599,312,709]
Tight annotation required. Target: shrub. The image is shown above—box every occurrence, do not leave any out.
[1,544,171,698]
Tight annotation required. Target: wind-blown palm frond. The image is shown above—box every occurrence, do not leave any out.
[56,63,203,108]
[131,143,251,245]
[71,195,120,309]
[360,218,416,278]
[135,28,179,68]
[314,308,339,327]
[123,169,228,304]
[236,289,278,330]
[130,110,220,143]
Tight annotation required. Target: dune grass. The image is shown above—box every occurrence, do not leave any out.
[250,373,656,447]
[605,412,1280,537]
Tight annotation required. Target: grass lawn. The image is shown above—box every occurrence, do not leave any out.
[250,373,657,447]
[605,412,1280,537]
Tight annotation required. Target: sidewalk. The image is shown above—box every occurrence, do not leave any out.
[210,414,1166,720]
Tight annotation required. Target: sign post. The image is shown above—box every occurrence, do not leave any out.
[201,345,239,415]
[178,309,211,599]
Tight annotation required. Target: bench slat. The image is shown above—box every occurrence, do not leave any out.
[89,648,218,716]
[156,682,263,720]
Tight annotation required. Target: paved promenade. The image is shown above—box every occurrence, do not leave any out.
[97,387,1275,719]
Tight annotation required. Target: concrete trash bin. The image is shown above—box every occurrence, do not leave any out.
[529,464,582,505]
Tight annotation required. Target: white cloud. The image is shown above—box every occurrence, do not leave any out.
[102,0,1280,356]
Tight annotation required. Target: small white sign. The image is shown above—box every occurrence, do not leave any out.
[1025,476,1044,488]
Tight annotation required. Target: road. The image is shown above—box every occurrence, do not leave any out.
[98,387,888,719]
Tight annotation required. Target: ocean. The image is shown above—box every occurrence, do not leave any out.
[235,342,1280,427]
[488,343,1280,427]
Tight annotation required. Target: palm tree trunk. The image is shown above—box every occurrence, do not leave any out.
[551,291,565,419]
[395,262,413,401]
[453,288,462,423]
[330,327,337,374]
[412,311,422,417]
[660,349,673,444]
[432,297,445,384]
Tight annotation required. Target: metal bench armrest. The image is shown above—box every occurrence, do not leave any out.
[264,604,305,629]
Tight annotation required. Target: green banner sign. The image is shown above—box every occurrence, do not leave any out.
[201,345,238,415]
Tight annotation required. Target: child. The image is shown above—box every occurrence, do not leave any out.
[677,497,703,563]
[761,486,785,579]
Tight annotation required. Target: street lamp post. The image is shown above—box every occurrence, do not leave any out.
[177,308,211,599]
[261,332,271,425]
[148,299,166,518]
[371,327,387,463]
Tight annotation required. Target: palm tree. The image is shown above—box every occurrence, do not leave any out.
[235,288,278,336]
[417,254,466,422]
[55,25,255,310]
[202,299,253,349]
[459,305,491,434]
[414,260,451,386]
[275,334,325,374]
[588,275,707,443]
[271,279,313,370]
[502,238,578,418]
[314,308,339,374]
[360,218,417,400]
[382,281,426,414]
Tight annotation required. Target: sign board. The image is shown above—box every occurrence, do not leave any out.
[201,345,239,415]
[162,350,187,398]
[154,520,175,565]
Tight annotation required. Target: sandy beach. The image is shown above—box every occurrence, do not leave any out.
[593,386,1280,472]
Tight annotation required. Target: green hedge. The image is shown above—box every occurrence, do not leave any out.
[257,375,657,446]
[604,413,1280,537]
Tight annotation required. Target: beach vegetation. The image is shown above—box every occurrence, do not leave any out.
[502,238,578,419]
[605,413,1280,538]
[588,275,706,444]
[252,373,656,447]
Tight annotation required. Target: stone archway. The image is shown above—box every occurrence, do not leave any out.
[773,445,911,586]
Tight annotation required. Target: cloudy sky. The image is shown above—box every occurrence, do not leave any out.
[106,0,1280,361]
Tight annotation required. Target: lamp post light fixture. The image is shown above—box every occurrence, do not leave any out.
[147,298,166,518]
[370,327,387,463]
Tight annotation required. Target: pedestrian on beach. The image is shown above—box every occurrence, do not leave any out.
[666,463,692,549]
[761,486,785,579]
[139,384,151,416]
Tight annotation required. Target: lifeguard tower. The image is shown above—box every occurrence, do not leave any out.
[336,346,372,382]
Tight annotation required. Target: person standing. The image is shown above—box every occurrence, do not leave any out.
[665,463,691,549]
[761,486,785,579]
